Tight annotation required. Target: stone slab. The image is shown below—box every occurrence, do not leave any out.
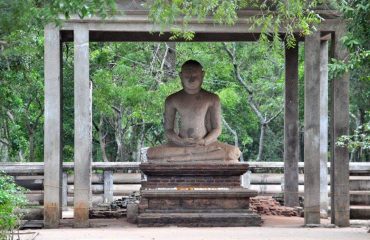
[350,206,370,220]
[141,189,258,198]
[140,163,249,176]
[142,175,241,188]
[138,162,260,227]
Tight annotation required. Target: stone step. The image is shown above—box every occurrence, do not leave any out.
[144,208,252,213]
[141,188,258,198]
[140,189,257,212]
[138,212,261,227]
[350,176,370,191]
[350,191,370,205]
[350,206,370,220]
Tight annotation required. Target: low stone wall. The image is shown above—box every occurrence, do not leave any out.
[1,161,369,220]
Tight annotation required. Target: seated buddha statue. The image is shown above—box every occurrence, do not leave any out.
[147,60,241,162]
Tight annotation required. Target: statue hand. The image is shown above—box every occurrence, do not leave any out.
[179,138,205,147]
[181,138,198,147]
[193,138,206,146]
[175,138,207,147]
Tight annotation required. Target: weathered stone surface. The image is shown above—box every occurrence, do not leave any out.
[44,23,62,229]
[350,206,370,220]
[147,60,240,162]
[89,208,126,219]
[331,23,350,227]
[143,176,240,188]
[73,24,92,229]
[138,212,261,227]
[141,189,255,212]
[140,162,249,176]
[127,203,139,224]
[284,42,299,207]
[141,189,257,198]
[304,30,321,225]
[250,196,299,217]
[140,163,248,188]
[138,162,261,227]
[137,61,260,227]
[21,207,44,220]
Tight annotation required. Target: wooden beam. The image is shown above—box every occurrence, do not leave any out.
[284,42,299,207]
[43,24,62,228]
[304,31,321,225]
[73,24,92,228]
[330,22,350,227]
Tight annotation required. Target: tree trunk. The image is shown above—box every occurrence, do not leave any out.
[29,130,35,162]
[223,43,283,163]
[0,119,10,162]
[115,131,124,162]
[114,106,124,162]
[256,123,266,161]
[98,115,109,162]
[136,122,146,162]
[0,139,9,162]
[18,150,25,162]
[164,42,176,79]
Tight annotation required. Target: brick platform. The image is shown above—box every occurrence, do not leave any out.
[138,163,261,227]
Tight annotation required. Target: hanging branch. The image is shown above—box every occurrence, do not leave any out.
[223,42,284,161]
[223,43,265,123]
[222,117,244,162]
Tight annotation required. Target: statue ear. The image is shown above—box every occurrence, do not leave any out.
[202,71,205,78]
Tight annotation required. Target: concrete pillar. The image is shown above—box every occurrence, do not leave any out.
[103,170,114,203]
[320,40,329,217]
[304,31,321,225]
[73,24,92,228]
[62,172,68,209]
[241,170,251,189]
[284,42,299,207]
[331,23,350,227]
[44,24,62,228]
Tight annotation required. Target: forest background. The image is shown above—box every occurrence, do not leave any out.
[0,0,368,164]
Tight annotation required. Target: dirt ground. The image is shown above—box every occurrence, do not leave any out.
[17,216,369,240]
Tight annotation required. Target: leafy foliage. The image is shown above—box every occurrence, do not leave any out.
[337,118,369,152]
[332,0,370,161]
[146,0,327,46]
[0,1,368,163]
[0,172,27,239]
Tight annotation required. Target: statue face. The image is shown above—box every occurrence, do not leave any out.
[180,65,204,92]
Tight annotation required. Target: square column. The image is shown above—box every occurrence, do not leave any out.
[284,42,299,207]
[319,40,329,217]
[74,24,92,228]
[331,23,350,227]
[304,31,321,225]
[44,24,63,228]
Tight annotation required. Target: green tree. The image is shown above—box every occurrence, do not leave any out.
[146,0,328,46]
[331,0,370,161]
[0,172,27,239]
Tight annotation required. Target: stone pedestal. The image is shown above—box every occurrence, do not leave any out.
[138,163,261,227]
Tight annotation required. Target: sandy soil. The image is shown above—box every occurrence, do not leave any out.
[18,216,369,240]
